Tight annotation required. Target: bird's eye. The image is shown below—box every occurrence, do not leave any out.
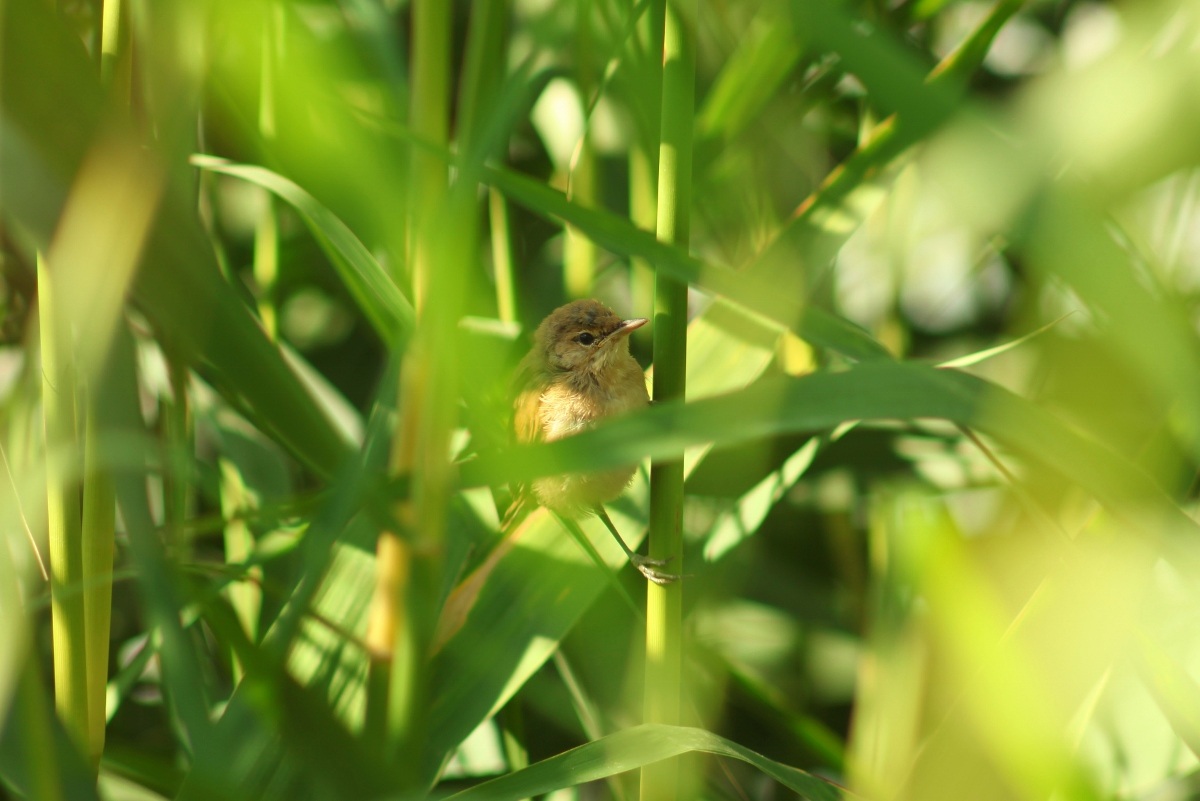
[576,332,596,346]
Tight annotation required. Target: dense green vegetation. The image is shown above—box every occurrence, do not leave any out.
[5,0,1200,799]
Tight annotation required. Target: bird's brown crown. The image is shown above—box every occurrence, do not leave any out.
[534,299,644,374]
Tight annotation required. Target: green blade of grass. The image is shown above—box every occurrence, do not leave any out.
[442,723,845,801]
[697,0,801,143]
[190,155,415,345]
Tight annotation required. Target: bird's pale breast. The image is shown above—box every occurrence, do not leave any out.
[531,356,649,513]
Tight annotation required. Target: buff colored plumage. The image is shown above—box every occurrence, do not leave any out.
[511,299,676,584]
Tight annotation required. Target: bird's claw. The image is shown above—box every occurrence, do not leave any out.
[632,553,680,585]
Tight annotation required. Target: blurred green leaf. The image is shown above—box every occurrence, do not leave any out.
[0,666,101,801]
[697,0,801,142]
[1136,632,1200,761]
[744,0,1026,311]
[790,0,956,126]
[1027,191,1200,463]
[704,437,822,562]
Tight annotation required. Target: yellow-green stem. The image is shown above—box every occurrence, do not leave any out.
[163,359,192,554]
[220,459,260,682]
[629,143,657,320]
[77,0,129,772]
[456,0,514,321]
[99,0,130,105]
[643,2,693,800]
[629,0,662,313]
[407,0,450,309]
[490,188,518,323]
[39,255,89,754]
[254,2,280,339]
[253,198,280,339]
[225,0,277,680]
[565,138,597,298]
[80,401,114,770]
[367,0,454,783]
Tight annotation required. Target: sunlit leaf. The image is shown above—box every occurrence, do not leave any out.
[442,724,844,801]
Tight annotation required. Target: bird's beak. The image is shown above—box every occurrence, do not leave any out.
[612,317,648,339]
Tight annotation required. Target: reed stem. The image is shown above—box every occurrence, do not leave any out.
[642,2,694,800]
[39,255,89,756]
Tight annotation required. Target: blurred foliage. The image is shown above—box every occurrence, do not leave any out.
[6,0,1200,799]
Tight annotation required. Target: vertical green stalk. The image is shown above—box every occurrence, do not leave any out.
[70,0,130,772]
[367,0,455,784]
[162,359,192,553]
[565,2,597,298]
[39,256,89,755]
[643,2,693,800]
[629,0,663,314]
[220,459,259,681]
[253,1,280,340]
[99,0,122,83]
[223,0,277,681]
[489,188,517,323]
[628,144,657,316]
[457,0,514,321]
[253,201,280,338]
[407,0,450,309]
[16,660,65,801]
[80,403,114,770]
[564,140,598,298]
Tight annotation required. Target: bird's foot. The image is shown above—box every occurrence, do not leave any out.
[631,553,680,585]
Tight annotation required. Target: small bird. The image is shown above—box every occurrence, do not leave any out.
[510,299,677,584]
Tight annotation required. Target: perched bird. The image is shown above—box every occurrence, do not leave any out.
[510,299,677,584]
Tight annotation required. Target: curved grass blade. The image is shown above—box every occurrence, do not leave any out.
[938,313,1074,369]
[703,436,822,562]
[190,156,415,344]
[442,724,846,801]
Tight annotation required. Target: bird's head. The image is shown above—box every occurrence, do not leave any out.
[534,299,647,374]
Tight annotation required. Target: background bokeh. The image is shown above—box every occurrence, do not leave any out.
[6,1,1200,800]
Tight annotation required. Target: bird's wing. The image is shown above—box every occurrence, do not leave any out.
[513,385,543,444]
[505,356,547,525]
[511,353,546,445]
